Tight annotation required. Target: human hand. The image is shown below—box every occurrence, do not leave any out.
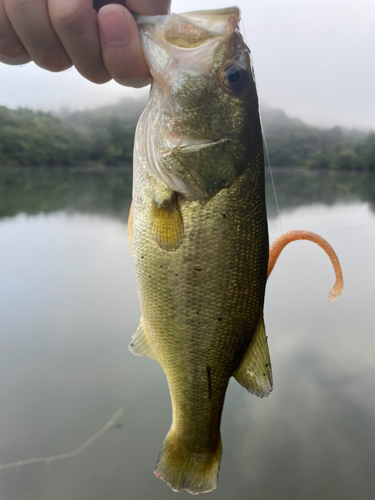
[0,0,171,87]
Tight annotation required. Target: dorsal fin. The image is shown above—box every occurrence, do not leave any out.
[234,316,273,398]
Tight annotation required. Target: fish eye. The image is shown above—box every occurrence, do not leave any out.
[221,61,249,92]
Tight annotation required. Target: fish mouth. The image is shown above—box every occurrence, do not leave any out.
[163,7,240,48]
[135,7,240,40]
[136,8,241,79]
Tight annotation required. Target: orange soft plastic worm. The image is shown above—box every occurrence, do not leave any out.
[268,230,344,302]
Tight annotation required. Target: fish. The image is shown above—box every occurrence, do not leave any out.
[127,7,343,495]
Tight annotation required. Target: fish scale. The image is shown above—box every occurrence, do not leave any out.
[132,112,268,494]
[129,7,270,495]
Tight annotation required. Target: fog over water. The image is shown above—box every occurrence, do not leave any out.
[0,0,374,129]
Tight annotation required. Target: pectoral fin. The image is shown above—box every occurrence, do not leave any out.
[234,316,273,398]
[152,192,183,251]
[128,317,157,361]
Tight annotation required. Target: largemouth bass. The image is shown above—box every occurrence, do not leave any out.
[128,6,343,495]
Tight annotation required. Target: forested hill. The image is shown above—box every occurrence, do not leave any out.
[0,106,90,167]
[0,100,374,170]
[0,102,139,167]
[261,106,374,171]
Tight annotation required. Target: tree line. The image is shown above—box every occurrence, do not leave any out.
[261,107,375,171]
[0,101,374,171]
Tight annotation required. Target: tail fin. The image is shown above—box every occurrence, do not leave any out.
[154,429,222,495]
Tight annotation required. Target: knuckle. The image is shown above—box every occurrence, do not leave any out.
[110,61,149,86]
[4,0,30,15]
[51,3,86,32]
[38,51,72,72]
[0,37,27,61]
[0,52,30,65]
[85,71,111,85]
[115,76,150,89]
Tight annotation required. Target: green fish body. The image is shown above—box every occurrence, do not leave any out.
[129,7,271,494]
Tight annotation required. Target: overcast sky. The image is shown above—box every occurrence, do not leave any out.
[0,0,374,129]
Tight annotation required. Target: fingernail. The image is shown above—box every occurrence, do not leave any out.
[99,7,130,47]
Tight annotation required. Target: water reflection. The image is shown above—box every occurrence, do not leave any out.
[0,168,132,220]
[0,170,374,500]
[266,169,375,217]
[1,167,375,220]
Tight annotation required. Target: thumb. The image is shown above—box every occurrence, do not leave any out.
[98,3,151,88]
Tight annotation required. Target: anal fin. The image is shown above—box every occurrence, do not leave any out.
[128,317,157,361]
[234,316,273,398]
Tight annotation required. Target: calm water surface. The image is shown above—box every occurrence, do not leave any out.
[0,169,374,500]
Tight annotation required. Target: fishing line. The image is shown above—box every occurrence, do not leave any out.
[260,118,284,235]
[0,409,124,471]
[323,221,375,235]
[240,18,248,44]
[241,16,284,235]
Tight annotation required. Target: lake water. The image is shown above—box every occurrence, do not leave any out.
[0,168,374,500]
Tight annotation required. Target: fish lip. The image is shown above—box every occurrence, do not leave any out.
[165,136,231,154]
[135,8,241,80]
[134,7,240,32]
[133,14,168,26]
[160,128,232,153]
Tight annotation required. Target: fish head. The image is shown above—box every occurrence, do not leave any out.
[137,7,262,199]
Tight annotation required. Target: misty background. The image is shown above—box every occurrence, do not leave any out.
[0,0,374,130]
[1,2,375,499]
